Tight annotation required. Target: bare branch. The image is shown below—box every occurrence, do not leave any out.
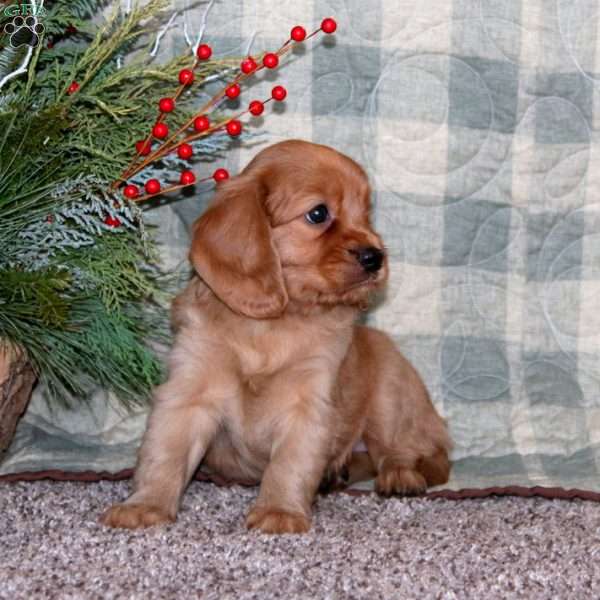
[150,11,178,58]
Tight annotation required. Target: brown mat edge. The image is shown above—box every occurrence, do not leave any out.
[1,468,599,501]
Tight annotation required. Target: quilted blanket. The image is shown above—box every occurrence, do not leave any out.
[3,0,600,497]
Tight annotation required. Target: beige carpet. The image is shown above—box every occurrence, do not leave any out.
[1,480,599,599]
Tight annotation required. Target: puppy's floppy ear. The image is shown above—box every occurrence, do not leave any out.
[189,173,288,319]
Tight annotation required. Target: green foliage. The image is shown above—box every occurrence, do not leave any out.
[8,297,167,404]
[42,0,114,36]
[0,0,230,406]
[0,268,71,327]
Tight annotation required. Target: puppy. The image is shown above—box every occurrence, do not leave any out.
[101,140,452,534]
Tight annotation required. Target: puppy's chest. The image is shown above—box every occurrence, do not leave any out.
[228,319,349,413]
[232,321,314,378]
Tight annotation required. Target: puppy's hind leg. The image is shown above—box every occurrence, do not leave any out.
[360,332,452,497]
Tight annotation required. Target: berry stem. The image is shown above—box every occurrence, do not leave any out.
[116,65,270,185]
[305,28,323,42]
[133,175,214,203]
[127,108,252,181]
[114,24,328,193]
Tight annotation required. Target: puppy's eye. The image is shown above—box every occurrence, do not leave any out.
[305,204,329,225]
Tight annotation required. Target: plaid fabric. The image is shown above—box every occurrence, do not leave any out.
[3,0,600,493]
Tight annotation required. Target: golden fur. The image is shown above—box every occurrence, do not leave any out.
[101,140,452,534]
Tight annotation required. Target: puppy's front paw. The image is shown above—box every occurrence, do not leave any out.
[100,503,174,529]
[246,506,310,534]
[375,467,427,497]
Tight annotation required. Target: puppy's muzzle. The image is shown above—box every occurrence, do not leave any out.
[352,247,384,273]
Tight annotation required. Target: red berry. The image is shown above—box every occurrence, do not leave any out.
[104,215,121,227]
[263,53,279,69]
[179,69,194,85]
[321,18,337,34]
[180,171,196,186]
[67,81,79,95]
[271,85,287,101]
[135,140,152,156]
[226,120,242,136]
[196,44,212,60]
[225,84,241,99]
[249,100,264,116]
[193,115,210,132]
[66,25,77,34]
[123,184,140,199]
[145,179,161,194]
[213,168,229,182]
[291,26,306,42]
[159,97,175,113]
[152,123,169,139]
[241,57,257,74]
[177,143,193,160]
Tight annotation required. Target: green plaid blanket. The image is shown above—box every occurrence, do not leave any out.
[3,0,600,495]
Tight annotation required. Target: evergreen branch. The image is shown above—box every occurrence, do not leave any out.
[5,296,167,407]
[0,0,260,407]
[0,110,18,162]
[24,27,44,96]
[72,0,170,94]
[77,94,129,121]
[69,142,125,163]
[0,268,72,328]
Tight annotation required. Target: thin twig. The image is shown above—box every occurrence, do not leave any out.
[193,0,216,55]
[182,0,193,47]
[150,11,178,58]
[0,47,34,91]
[244,31,257,56]
[134,176,214,203]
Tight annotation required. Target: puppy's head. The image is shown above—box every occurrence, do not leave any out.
[190,140,387,318]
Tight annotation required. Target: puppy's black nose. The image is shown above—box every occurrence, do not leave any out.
[355,246,384,273]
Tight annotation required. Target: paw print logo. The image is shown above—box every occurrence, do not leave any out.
[3,16,44,48]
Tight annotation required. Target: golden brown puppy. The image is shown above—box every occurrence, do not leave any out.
[101,140,452,534]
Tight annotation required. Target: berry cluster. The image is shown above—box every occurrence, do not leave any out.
[113,17,337,205]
